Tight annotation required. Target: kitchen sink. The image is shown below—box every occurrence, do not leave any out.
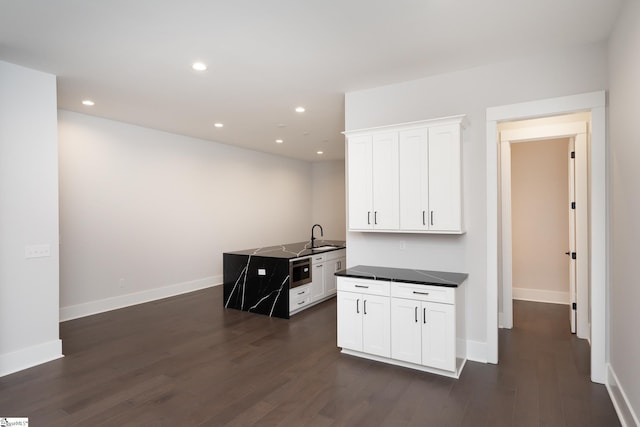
[311,245,339,251]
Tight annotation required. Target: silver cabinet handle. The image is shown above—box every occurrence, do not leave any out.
[363,300,367,315]
[298,300,305,305]
[423,307,426,324]
[355,285,369,289]
[297,291,305,295]
[367,212,371,225]
[356,299,359,314]
[374,211,378,225]
[422,210,426,226]
[414,306,418,322]
[413,291,430,296]
[430,211,434,226]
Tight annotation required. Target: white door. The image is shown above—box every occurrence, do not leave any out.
[372,133,399,230]
[428,125,461,231]
[391,298,422,364]
[362,294,391,357]
[337,292,362,351]
[422,301,456,372]
[347,136,373,230]
[568,139,577,333]
[399,129,429,230]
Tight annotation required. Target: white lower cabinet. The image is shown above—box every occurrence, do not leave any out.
[337,278,391,358]
[391,298,455,372]
[325,256,345,296]
[289,285,311,313]
[337,277,465,378]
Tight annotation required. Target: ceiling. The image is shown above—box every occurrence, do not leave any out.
[0,0,623,162]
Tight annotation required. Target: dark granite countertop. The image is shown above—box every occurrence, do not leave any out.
[225,240,346,260]
[335,265,467,288]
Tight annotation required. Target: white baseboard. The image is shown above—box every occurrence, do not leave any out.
[606,363,640,427]
[512,287,569,305]
[465,339,488,364]
[0,339,63,377]
[60,276,222,321]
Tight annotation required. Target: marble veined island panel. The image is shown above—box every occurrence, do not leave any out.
[223,253,291,318]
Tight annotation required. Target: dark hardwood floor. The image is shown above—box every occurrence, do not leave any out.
[0,287,619,426]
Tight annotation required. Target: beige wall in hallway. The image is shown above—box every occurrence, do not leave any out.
[511,138,570,302]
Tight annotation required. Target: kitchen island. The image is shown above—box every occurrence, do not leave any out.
[223,240,346,319]
[335,265,468,378]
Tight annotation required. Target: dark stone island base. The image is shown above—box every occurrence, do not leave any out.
[223,253,290,319]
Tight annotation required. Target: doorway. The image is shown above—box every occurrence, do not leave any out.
[485,91,607,384]
[498,114,590,340]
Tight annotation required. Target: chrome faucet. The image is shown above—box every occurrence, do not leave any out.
[311,224,324,248]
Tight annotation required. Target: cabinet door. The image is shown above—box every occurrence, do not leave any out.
[390,298,422,364]
[428,125,461,231]
[348,135,373,230]
[362,294,391,357]
[372,133,399,230]
[337,292,363,351]
[324,257,344,296]
[311,262,325,301]
[399,129,429,231]
[421,301,456,371]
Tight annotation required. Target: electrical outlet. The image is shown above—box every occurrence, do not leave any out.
[258,268,266,276]
[25,244,51,258]
[399,241,406,251]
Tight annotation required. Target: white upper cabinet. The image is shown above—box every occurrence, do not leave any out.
[346,116,465,234]
[371,132,399,230]
[347,133,399,230]
[428,124,461,232]
[399,128,429,231]
[347,135,373,230]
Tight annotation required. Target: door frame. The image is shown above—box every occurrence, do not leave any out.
[486,91,607,384]
[499,121,589,338]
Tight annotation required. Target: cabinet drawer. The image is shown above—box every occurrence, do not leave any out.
[337,277,390,296]
[290,285,311,311]
[311,254,326,264]
[391,282,454,304]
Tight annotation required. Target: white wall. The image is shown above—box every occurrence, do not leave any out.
[0,61,62,375]
[511,138,569,303]
[607,0,640,423]
[311,160,346,240]
[58,110,314,319]
[344,43,608,360]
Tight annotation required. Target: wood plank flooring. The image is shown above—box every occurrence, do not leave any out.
[0,287,620,426]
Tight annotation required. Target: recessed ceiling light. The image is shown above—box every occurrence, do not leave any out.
[276,139,284,144]
[214,123,224,128]
[317,151,324,155]
[82,100,95,106]
[192,62,207,71]
[295,106,305,113]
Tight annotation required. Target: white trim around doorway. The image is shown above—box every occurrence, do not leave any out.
[485,91,607,384]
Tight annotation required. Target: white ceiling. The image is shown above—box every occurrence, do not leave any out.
[0,0,623,162]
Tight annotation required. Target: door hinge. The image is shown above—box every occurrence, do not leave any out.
[571,151,575,159]
[572,302,577,310]
[571,202,576,209]
[571,252,577,260]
